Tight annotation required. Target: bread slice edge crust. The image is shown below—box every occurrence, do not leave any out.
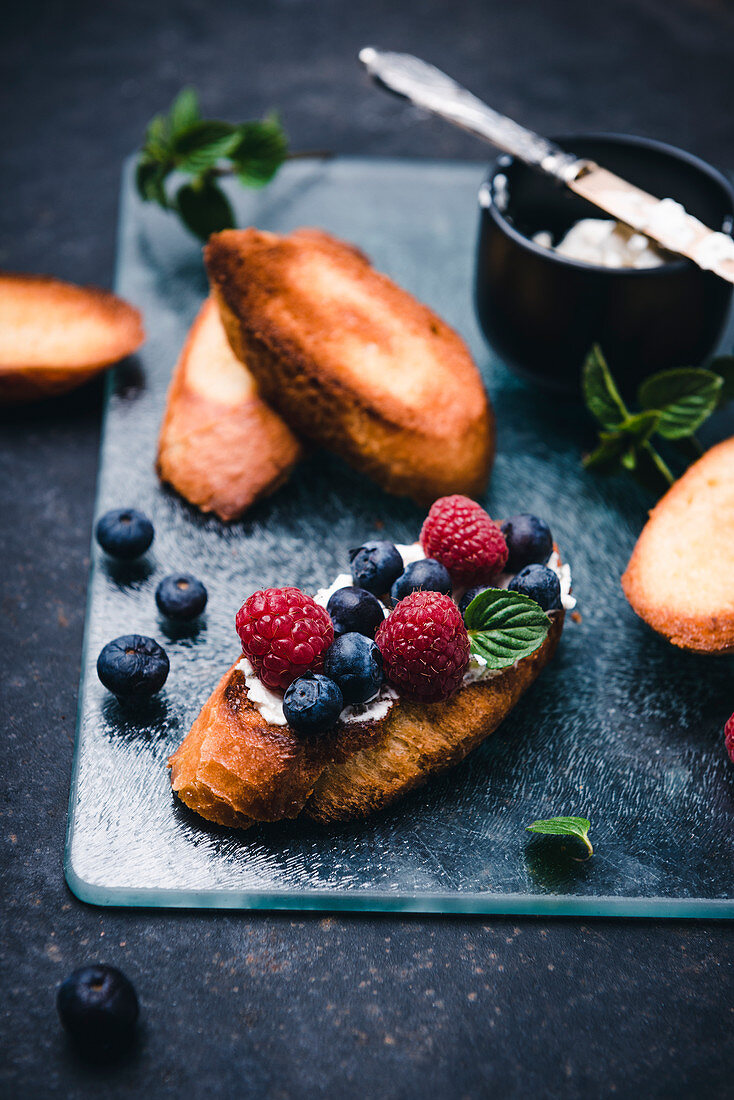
[621,436,734,654]
[168,612,564,829]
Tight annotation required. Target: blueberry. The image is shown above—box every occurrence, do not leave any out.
[323,632,383,705]
[508,564,561,612]
[459,585,490,619]
[155,573,207,621]
[500,514,553,573]
[283,673,343,736]
[95,508,154,560]
[57,965,138,1058]
[97,634,169,697]
[327,586,385,638]
[391,558,452,605]
[349,540,404,596]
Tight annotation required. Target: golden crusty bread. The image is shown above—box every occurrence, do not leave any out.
[168,612,564,828]
[0,273,144,404]
[204,227,495,505]
[157,296,303,521]
[621,436,734,653]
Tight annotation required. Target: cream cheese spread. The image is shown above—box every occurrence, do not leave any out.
[235,656,399,727]
[241,541,575,718]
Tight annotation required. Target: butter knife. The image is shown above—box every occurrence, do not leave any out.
[359,47,734,284]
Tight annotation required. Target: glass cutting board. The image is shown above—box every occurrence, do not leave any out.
[65,157,734,915]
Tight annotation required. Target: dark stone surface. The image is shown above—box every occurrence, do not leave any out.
[1,1,732,1096]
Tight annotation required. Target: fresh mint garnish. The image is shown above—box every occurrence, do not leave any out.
[637,367,722,439]
[582,344,731,496]
[135,88,289,240]
[526,815,593,858]
[232,114,291,186]
[463,588,550,670]
[583,410,660,473]
[582,344,627,430]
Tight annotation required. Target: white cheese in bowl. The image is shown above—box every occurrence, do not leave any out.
[533,218,671,269]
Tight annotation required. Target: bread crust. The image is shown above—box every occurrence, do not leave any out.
[205,228,494,504]
[0,273,144,404]
[621,436,734,653]
[157,297,303,521]
[169,613,564,828]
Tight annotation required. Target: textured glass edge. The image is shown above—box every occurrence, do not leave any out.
[64,165,132,892]
[64,856,734,918]
[63,156,734,920]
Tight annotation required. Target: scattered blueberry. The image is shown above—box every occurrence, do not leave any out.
[459,585,491,619]
[155,573,207,621]
[283,673,344,736]
[508,564,562,612]
[327,586,385,638]
[500,514,553,573]
[391,558,452,605]
[323,632,384,705]
[57,964,139,1058]
[349,540,404,596]
[97,635,169,697]
[95,508,154,560]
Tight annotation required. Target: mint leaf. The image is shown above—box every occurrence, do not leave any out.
[581,344,722,499]
[638,368,723,439]
[135,89,290,236]
[169,86,200,137]
[583,431,634,473]
[231,114,288,187]
[464,588,550,670]
[142,112,171,160]
[619,409,660,443]
[176,180,235,240]
[583,344,628,429]
[526,816,593,858]
[582,410,660,472]
[173,120,241,173]
[135,159,170,208]
[620,447,637,471]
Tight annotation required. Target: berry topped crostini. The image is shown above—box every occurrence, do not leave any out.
[168,496,574,829]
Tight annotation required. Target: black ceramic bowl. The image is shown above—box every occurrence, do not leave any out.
[475,133,734,395]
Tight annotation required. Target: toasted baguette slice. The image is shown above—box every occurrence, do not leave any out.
[0,274,144,405]
[204,227,494,504]
[169,612,563,828]
[157,297,302,521]
[622,437,734,653]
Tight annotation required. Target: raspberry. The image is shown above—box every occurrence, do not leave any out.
[725,713,734,764]
[420,495,508,586]
[375,590,470,703]
[235,587,334,692]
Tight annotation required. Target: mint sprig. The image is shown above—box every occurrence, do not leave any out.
[463,588,550,670]
[135,88,289,241]
[526,816,593,858]
[582,344,729,495]
[638,368,723,439]
[582,344,627,430]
